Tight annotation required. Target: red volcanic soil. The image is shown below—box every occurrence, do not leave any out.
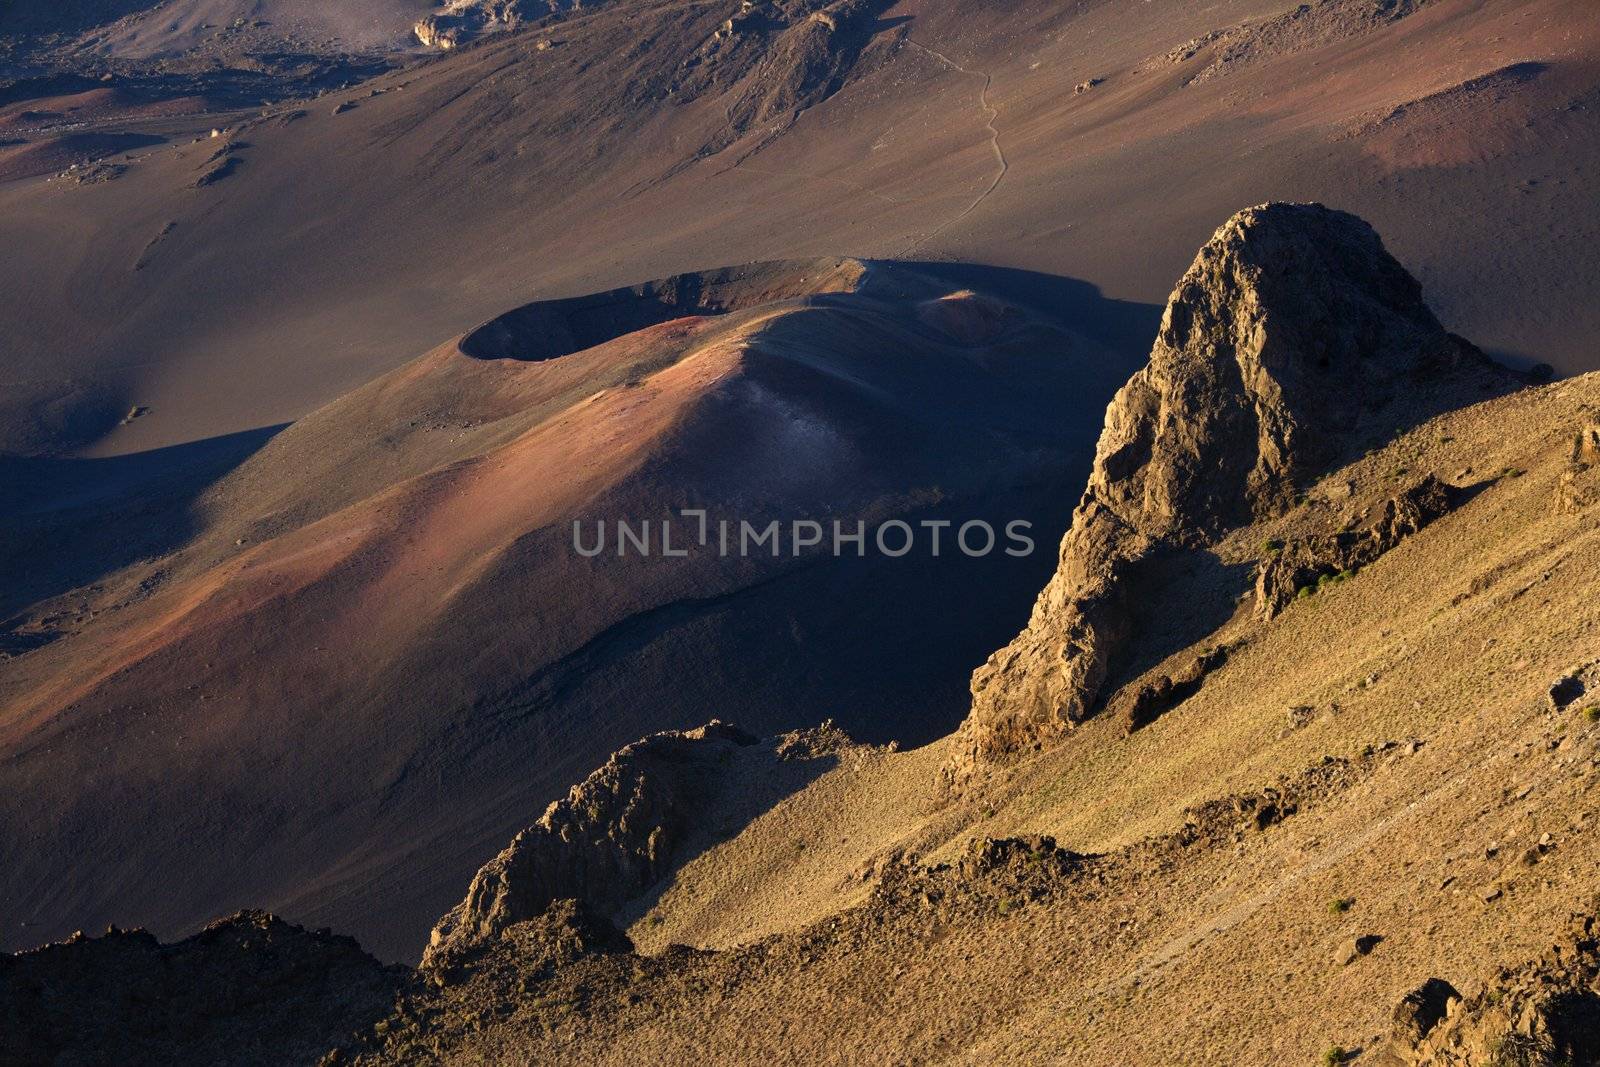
[0,259,1140,960]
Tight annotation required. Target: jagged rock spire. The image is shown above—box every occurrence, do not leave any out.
[948,203,1499,785]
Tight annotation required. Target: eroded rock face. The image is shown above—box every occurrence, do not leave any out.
[423,721,758,968]
[1381,906,1600,1065]
[0,912,398,1066]
[674,0,892,156]
[951,203,1496,784]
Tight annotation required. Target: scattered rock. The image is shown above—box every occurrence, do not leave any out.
[491,899,632,978]
[1555,423,1600,513]
[1184,0,1437,85]
[1381,902,1600,1064]
[413,0,572,50]
[1112,644,1232,732]
[1390,977,1461,1046]
[1167,752,1382,850]
[1549,665,1596,711]
[774,718,855,760]
[1255,475,1459,619]
[872,835,1090,920]
[956,835,1085,881]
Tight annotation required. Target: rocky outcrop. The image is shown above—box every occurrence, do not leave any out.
[675,0,893,156]
[414,0,580,51]
[1379,905,1600,1064]
[0,912,398,1066]
[1173,0,1437,85]
[1254,474,1459,618]
[1556,422,1600,514]
[423,721,759,968]
[484,899,634,977]
[1548,661,1598,712]
[952,203,1498,783]
[1108,643,1232,733]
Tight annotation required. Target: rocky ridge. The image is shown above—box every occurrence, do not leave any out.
[422,721,762,968]
[1164,0,1437,84]
[952,202,1504,784]
[0,911,400,1065]
[4,207,1594,1064]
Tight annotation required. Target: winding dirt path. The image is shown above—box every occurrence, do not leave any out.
[901,38,1009,252]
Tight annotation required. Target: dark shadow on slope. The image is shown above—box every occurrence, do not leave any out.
[1095,547,1258,718]
[897,260,1164,365]
[0,423,285,621]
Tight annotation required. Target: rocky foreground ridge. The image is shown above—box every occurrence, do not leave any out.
[0,912,400,1064]
[422,721,762,968]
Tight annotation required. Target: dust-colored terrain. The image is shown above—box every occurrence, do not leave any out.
[8,200,1599,1066]
[2,0,1598,457]
[2,0,1600,1062]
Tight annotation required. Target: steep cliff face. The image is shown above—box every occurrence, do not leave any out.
[952,203,1501,782]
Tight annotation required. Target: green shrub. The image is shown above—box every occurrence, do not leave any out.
[1327,896,1353,915]
[1322,1046,1348,1066]
[1584,705,1600,724]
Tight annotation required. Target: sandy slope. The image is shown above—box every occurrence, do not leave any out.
[1,0,1596,457]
